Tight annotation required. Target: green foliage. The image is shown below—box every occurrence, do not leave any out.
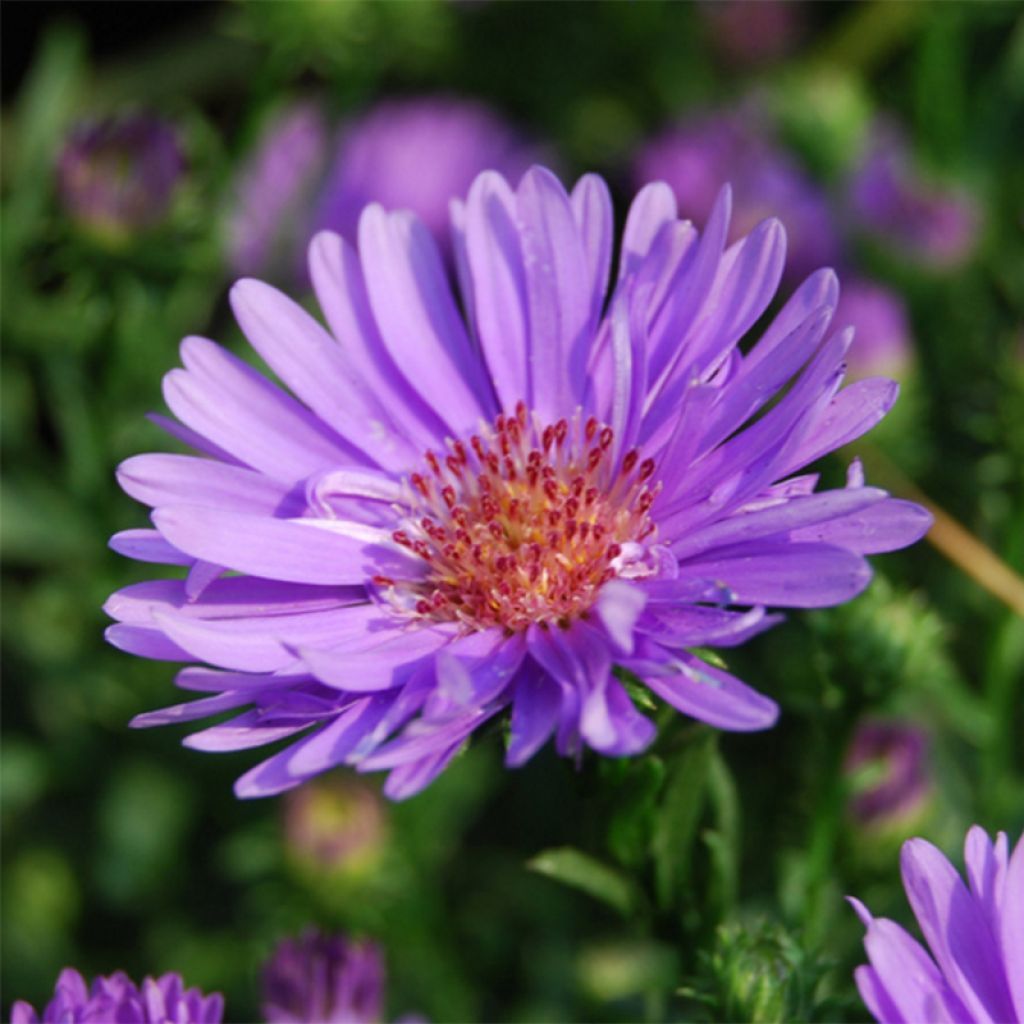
[2,1,1023,1021]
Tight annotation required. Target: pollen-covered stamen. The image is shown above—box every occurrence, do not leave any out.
[388,403,660,632]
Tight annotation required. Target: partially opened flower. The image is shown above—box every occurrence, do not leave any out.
[849,121,981,270]
[262,931,385,1024]
[225,101,329,278]
[57,113,185,240]
[106,167,932,799]
[11,968,223,1024]
[844,718,930,828]
[850,826,1024,1022]
[633,110,841,284]
[310,96,538,252]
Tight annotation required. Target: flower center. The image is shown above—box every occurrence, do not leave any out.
[378,402,660,632]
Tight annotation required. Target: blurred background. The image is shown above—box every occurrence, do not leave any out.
[2,2,1023,1021]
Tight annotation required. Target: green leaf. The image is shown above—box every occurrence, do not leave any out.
[651,729,715,911]
[527,846,641,918]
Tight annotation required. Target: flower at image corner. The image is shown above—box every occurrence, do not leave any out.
[105,166,933,800]
[850,826,1024,1022]
[11,968,223,1024]
[262,931,386,1024]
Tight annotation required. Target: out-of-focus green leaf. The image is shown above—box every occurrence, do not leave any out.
[577,940,679,1003]
[527,847,641,919]
[651,728,715,911]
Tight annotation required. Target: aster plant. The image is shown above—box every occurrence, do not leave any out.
[10,968,223,1024]
[262,930,386,1024]
[850,826,1024,1023]
[105,166,931,800]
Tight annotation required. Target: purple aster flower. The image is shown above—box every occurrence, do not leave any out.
[106,167,932,800]
[834,279,913,382]
[57,113,185,239]
[849,121,981,270]
[310,96,538,252]
[633,110,842,284]
[226,101,329,278]
[850,826,1024,1022]
[10,968,223,1024]
[262,931,385,1024]
[844,719,930,827]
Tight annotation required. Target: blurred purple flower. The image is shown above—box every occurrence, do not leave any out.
[633,109,841,283]
[11,968,223,1024]
[698,0,803,68]
[850,826,1024,1022]
[262,931,385,1024]
[284,777,388,874]
[106,166,931,800]
[844,719,930,827]
[310,96,538,251]
[57,114,185,239]
[834,279,913,382]
[226,102,329,278]
[849,121,981,270]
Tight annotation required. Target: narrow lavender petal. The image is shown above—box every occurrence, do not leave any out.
[358,706,496,770]
[506,666,562,767]
[617,182,678,283]
[166,336,358,481]
[682,218,787,377]
[358,205,494,436]
[132,689,264,728]
[152,505,420,585]
[636,604,782,648]
[298,628,456,692]
[184,709,314,752]
[854,964,907,1024]
[779,377,899,473]
[593,579,648,655]
[626,645,779,731]
[570,174,614,328]
[516,166,593,421]
[424,631,523,718]
[106,623,195,662]
[382,740,466,800]
[109,528,191,565]
[463,171,531,412]
[789,498,933,553]
[863,918,970,1024]
[9,1001,38,1024]
[670,487,887,561]
[1001,832,1024,1021]
[308,231,450,447]
[233,733,325,798]
[118,453,300,515]
[286,696,393,775]
[231,279,419,471]
[900,837,1016,1023]
[745,268,839,370]
[147,412,247,466]
[105,578,363,624]
[677,541,872,608]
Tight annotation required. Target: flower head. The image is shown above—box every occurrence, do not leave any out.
[834,279,913,382]
[850,826,1024,1023]
[844,718,930,827]
[310,97,537,250]
[262,931,385,1024]
[107,167,932,799]
[226,102,329,278]
[57,113,185,240]
[849,121,981,270]
[633,110,841,283]
[11,968,223,1024]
